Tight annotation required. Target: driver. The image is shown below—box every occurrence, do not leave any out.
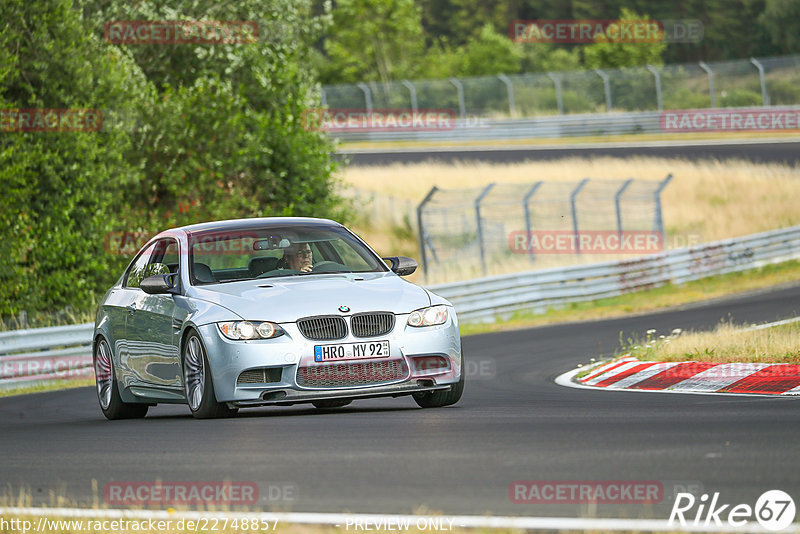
[278,242,313,272]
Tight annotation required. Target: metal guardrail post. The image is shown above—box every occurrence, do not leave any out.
[646,65,663,111]
[749,58,769,106]
[356,82,373,113]
[449,77,466,119]
[570,179,590,254]
[653,174,674,236]
[401,80,418,113]
[416,186,438,279]
[523,182,543,263]
[546,72,564,115]
[320,87,327,107]
[594,69,612,112]
[614,178,634,237]
[698,62,716,108]
[497,74,516,116]
[475,183,496,276]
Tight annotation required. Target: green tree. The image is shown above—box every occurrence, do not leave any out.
[759,0,800,53]
[0,0,146,314]
[583,8,667,69]
[321,0,426,84]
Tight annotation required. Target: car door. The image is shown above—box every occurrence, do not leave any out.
[114,240,160,387]
[125,238,182,389]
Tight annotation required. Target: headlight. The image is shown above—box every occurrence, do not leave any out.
[407,305,449,327]
[217,321,285,340]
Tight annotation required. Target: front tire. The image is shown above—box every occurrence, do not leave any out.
[413,360,465,408]
[183,332,238,419]
[95,338,148,420]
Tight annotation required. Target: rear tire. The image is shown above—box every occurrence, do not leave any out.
[183,331,238,419]
[95,338,148,420]
[413,359,465,408]
[312,399,353,409]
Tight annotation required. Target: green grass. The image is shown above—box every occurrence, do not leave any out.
[0,379,94,398]
[459,259,800,337]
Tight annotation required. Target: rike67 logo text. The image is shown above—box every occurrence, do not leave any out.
[670,490,796,531]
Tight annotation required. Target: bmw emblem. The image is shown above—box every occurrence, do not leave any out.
[338,305,350,313]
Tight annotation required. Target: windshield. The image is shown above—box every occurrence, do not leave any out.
[188,224,387,284]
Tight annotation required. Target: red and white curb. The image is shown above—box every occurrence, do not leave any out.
[558,357,800,396]
[556,318,800,397]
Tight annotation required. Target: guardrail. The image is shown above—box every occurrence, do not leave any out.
[429,224,800,322]
[2,224,800,390]
[329,106,800,143]
[0,323,94,390]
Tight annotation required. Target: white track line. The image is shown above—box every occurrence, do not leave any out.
[1,506,796,533]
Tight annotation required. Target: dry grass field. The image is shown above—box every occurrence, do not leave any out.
[624,320,800,364]
[344,157,800,283]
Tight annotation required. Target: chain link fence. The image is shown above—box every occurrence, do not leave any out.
[416,176,673,283]
[322,55,800,118]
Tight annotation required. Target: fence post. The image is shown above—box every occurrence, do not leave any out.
[646,65,663,111]
[356,82,373,113]
[401,79,418,113]
[523,181,543,263]
[449,77,466,119]
[417,187,438,279]
[320,87,327,107]
[653,173,674,238]
[497,74,516,117]
[570,179,590,254]
[698,62,716,108]
[614,178,634,238]
[546,72,564,115]
[475,183,496,276]
[594,69,612,112]
[749,58,769,106]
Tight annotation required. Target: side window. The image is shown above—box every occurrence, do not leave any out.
[124,238,179,289]
[125,242,158,289]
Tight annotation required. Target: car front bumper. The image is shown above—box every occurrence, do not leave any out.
[197,311,462,406]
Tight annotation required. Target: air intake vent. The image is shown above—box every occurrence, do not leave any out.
[351,312,395,338]
[297,360,408,388]
[236,367,283,385]
[297,315,347,340]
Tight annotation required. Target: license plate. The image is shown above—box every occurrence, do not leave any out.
[314,340,390,362]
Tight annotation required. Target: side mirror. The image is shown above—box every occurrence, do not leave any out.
[383,256,417,276]
[140,273,178,294]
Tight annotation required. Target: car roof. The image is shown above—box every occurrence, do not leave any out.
[175,217,342,236]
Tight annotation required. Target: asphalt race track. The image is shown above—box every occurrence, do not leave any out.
[2,283,800,519]
[342,139,800,166]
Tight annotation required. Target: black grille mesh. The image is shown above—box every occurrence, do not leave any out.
[351,312,395,338]
[297,316,347,340]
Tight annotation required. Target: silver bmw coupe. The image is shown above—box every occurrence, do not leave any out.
[93,217,463,419]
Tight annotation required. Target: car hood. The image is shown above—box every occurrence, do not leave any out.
[187,272,432,323]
